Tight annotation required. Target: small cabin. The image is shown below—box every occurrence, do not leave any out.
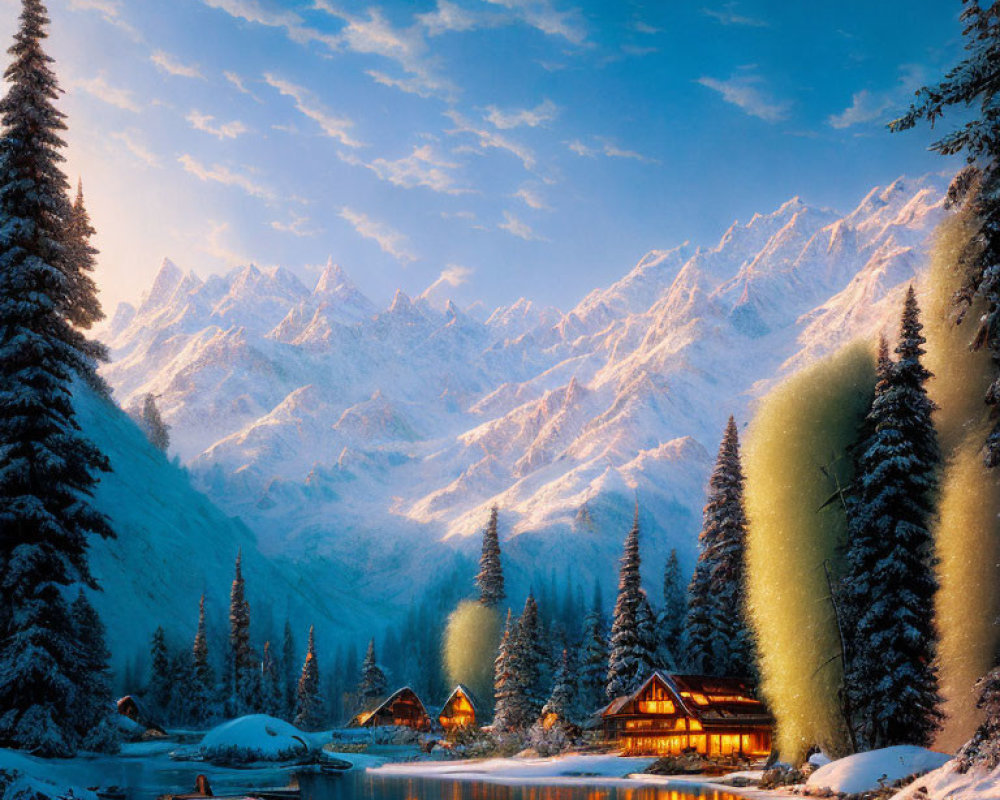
[352,687,432,731]
[601,671,772,758]
[438,685,478,730]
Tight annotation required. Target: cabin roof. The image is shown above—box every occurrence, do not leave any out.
[602,670,772,725]
[359,686,430,724]
[441,684,479,714]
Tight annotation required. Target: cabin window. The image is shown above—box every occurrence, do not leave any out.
[637,699,675,714]
[680,691,710,706]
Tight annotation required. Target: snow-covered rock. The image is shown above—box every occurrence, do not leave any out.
[807,746,951,795]
[199,715,322,763]
[890,761,1000,800]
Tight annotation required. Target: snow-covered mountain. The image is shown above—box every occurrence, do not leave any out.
[100,176,947,618]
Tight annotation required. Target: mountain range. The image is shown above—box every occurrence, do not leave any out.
[97,175,947,644]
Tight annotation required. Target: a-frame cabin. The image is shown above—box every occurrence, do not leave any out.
[601,671,772,758]
[438,685,478,730]
[352,687,432,731]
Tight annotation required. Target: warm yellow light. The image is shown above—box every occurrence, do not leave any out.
[637,700,675,714]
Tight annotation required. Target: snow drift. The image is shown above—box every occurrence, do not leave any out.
[806,746,951,794]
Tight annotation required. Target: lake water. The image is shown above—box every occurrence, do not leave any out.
[297,771,747,800]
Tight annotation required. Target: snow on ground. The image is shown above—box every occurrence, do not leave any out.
[0,749,98,800]
[806,746,952,795]
[198,714,330,761]
[371,754,657,785]
[889,761,1000,800]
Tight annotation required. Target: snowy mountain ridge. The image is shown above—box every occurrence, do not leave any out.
[100,176,947,615]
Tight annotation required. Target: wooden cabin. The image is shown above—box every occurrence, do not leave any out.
[438,685,478,730]
[352,687,432,731]
[601,671,772,758]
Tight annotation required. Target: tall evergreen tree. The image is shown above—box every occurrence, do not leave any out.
[842,292,942,750]
[62,179,103,332]
[606,506,646,698]
[357,638,387,707]
[228,549,253,714]
[191,594,215,726]
[148,626,171,715]
[513,593,545,722]
[281,619,296,719]
[0,0,114,756]
[136,393,169,453]
[493,610,517,731]
[476,505,505,607]
[705,416,754,677]
[685,561,714,674]
[635,592,660,674]
[261,641,282,717]
[890,3,1000,466]
[657,549,686,668]
[957,659,1000,772]
[577,589,608,715]
[69,590,119,752]
[294,625,324,730]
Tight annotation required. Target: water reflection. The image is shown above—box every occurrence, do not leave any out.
[298,772,745,800]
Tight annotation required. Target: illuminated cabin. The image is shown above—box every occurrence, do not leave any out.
[438,685,478,730]
[351,687,432,731]
[601,672,772,758]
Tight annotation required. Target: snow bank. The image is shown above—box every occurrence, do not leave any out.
[199,714,321,762]
[0,749,97,800]
[371,754,655,785]
[890,761,1000,800]
[806,746,951,794]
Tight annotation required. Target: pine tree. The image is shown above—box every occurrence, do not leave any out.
[706,416,754,677]
[657,549,686,668]
[294,625,324,730]
[577,590,608,716]
[136,393,169,453]
[513,593,545,723]
[541,649,575,724]
[358,638,387,708]
[167,649,195,725]
[635,592,660,674]
[62,179,104,332]
[261,641,282,717]
[606,506,645,698]
[69,590,119,752]
[685,562,714,674]
[0,0,114,756]
[493,610,518,731]
[148,626,171,715]
[228,549,253,715]
[957,660,1000,772]
[281,619,296,720]
[890,4,1000,466]
[191,594,215,726]
[842,293,942,750]
[476,505,505,607]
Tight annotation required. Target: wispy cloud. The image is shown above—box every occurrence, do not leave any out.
[445,110,535,170]
[263,74,363,147]
[499,210,546,241]
[151,50,203,79]
[703,3,769,27]
[339,207,417,263]
[224,71,262,102]
[697,71,789,121]
[111,130,160,167]
[70,74,141,112]
[313,2,457,100]
[566,137,659,163]
[271,212,320,237]
[425,264,474,295]
[200,0,339,50]
[484,0,587,45]
[827,65,927,129]
[67,0,141,39]
[179,154,274,200]
[417,0,489,36]
[344,144,470,195]
[514,186,550,210]
[187,111,249,140]
[485,99,558,129]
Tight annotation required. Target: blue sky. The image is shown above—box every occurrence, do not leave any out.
[10,0,965,312]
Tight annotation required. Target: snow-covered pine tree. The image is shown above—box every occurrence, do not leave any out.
[69,590,119,753]
[957,659,1000,772]
[148,626,171,716]
[684,561,714,674]
[281,619,296,720]
[843,293,942,750]
[493,610,518,731]
[513,593,545,723]
[137,394,169,453]
[607,506,646,698]
[191,594,216,726]
[228,549,253,715]
[0,0,114,757]
[541,649,575,725]
[657,549,685,669]
[705,416,754,677]
[577,589,608,716]
[358,638,387,708]
[261,641,282,717]
[167,648,195,725]
[294,625,324,730]
[890,3,1000,466]
[476,505,505,607]
[636,591,661,674]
